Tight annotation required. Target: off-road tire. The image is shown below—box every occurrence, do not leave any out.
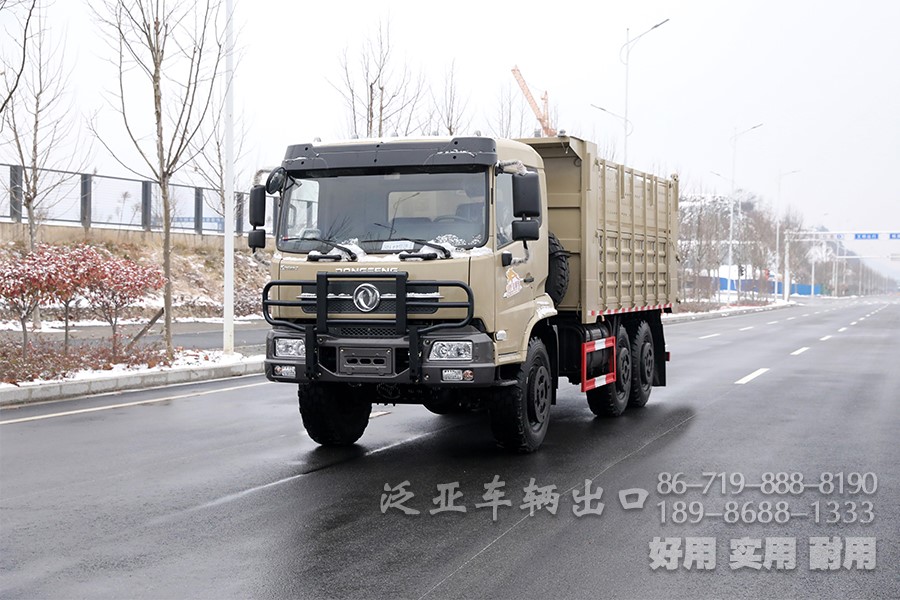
[628,321,654,408]
[545,232,570,307]
[489,338,553,453]
[586,325,632,417]
[298,383,372,446]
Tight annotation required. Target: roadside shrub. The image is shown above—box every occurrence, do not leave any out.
[0,338,170,385]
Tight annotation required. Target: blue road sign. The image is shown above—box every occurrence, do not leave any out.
[854,233,879,240]
[890,233,900,240]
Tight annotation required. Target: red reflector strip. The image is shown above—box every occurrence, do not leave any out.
[583,337,615,353]
[583,373,616,392]
[666,352,671,362]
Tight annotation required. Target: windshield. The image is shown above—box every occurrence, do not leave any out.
[276,169,489,255]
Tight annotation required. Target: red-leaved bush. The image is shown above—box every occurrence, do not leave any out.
[0,249,59,357]
[85,257,166,358]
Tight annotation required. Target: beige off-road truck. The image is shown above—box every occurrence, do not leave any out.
[248,135,678,452]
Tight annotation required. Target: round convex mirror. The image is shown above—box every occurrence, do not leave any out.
[265,167,286,194]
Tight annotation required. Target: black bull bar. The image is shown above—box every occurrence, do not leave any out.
[262,272,475,381]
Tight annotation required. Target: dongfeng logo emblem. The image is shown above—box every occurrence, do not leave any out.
[352,283,381,312]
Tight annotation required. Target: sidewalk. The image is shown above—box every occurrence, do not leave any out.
[1,302,794,407]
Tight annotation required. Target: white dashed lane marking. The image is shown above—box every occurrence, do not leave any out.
[791,347,810,356]
[699,333,721,340]
[735,368,770,385]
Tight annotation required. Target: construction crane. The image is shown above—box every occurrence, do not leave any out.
[511,65,556,137]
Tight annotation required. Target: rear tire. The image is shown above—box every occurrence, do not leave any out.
[629,321,654,408]
[586,324,632,417]
[298,383,372,446]
[489,338,552,453]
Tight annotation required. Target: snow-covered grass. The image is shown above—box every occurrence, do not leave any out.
[0,347,264,391]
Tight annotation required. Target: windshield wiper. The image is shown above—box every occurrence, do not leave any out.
[280,236,359,261]
[364,236,452,259]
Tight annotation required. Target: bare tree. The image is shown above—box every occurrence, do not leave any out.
[2,7,89,252]
[188,93,249,220]
[332,21,426,138]
[431,59,470,136]
[0,0,37,116]
[92,0,226,359]
[490,82,529,139]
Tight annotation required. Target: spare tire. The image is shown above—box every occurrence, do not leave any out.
[545,231,570,306]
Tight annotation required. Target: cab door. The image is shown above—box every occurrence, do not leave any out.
[493,172,540,358]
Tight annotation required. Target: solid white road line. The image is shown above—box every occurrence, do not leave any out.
[820,335,832,341]
[735,368,770,385]
[0,382,269,425]
[699,333,721,339]
[791,347,810,356]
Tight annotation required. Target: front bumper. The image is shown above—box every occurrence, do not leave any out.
[265,327,496,386]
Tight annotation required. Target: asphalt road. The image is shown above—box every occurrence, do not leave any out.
[1,296,898,599]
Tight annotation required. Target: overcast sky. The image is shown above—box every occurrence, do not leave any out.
[5,0,900,279]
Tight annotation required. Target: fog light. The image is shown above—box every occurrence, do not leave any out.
[429,341,473,361]
[275,338,306,358]
[274,365,296,378]
[442,369,463,381]
[463,370,474,381]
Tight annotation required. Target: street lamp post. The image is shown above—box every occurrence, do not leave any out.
[728,123,763,301]
[620,18,669,166]
[774,169,801,302]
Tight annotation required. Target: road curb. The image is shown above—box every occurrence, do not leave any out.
[0,358,265,407]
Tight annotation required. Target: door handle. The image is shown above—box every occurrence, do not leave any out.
[523,276,535,284]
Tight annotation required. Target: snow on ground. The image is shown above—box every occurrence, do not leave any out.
[0,315,265,332]
[0,349,264,391]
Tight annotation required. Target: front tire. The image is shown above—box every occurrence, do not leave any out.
[489,338,553,453]
[586,324,632,417]
[298,383,372,446]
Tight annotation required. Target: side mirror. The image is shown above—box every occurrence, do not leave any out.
[265,167,286,195]
[512,171,540,218]
[248,228,267,250]
[511,220,539,242]
[249,185,266,227]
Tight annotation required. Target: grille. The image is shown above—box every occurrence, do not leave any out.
[332,326,400,337]
[302,298,438,315]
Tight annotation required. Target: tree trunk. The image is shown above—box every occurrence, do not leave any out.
[63,303,71,355]
[19,316,29,360]
[152,37,174,361]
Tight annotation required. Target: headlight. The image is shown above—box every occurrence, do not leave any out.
[429,341,473,361]
[274,337,306,358]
